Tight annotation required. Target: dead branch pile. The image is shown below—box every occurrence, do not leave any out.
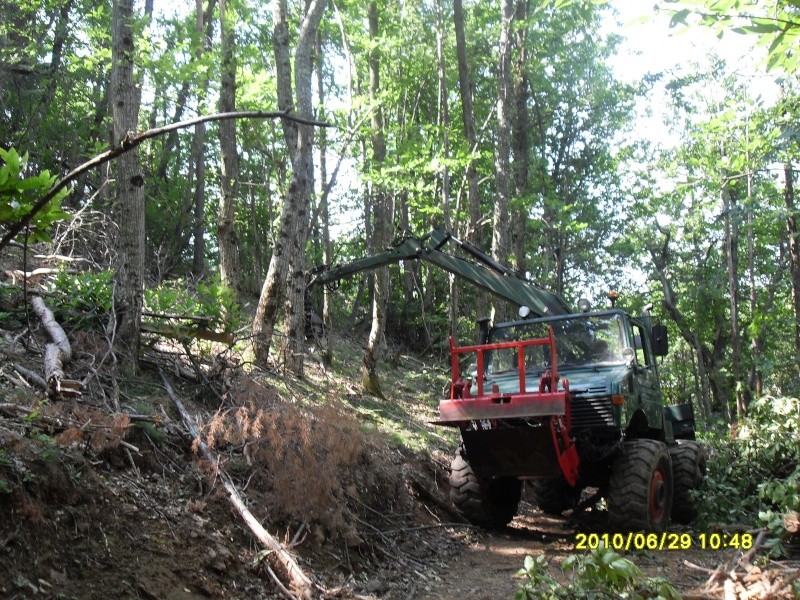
[684,532,799,599]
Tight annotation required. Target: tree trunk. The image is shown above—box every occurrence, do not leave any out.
[491,0,514,324]
[436,20,458,339]
[253,0,294,364]
[362,0,389,396]
[722,176,747,417]
[648,236,714,420]
[253,0,327,373]
[511,0,530,274]
[217,0,241,296]
[453,0,486,324]
[110,0,146,375]
[785,163,800,374]
[316,30,333,366]
[192,0,215,278]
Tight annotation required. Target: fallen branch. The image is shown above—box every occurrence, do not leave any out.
[408,475,466,523]
[158,370,316,599]
[141,321,234,344]
[11,363,48,391]
[30,295,82,398]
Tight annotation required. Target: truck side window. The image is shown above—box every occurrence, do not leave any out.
[633,324,649,366]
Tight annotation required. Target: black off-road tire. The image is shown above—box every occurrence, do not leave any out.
[531,477,578,516]
[607,439,673,532]
[669,441,707,524]
[449,448,521,529]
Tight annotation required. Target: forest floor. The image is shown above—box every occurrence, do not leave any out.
[0,266,797,598]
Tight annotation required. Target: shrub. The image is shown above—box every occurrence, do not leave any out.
[515,547,680,599]
[0,147,70,244]
[695,396,799,555]
[144,275,241,333]
[50,268,114,328]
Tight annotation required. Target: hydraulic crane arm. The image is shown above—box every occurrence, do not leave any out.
[308,229,571,319]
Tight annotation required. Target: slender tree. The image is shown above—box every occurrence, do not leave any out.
[362,0,390,395]
[253,0,326,374]
[511,0,530,274]
[491,0,514,323]
[453,0,487,324]
[110,0,146,374]
[217,0,241,295]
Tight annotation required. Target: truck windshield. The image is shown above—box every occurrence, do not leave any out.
[488,314,626,374]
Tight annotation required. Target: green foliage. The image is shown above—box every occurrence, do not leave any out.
[31,431,59,463]
[0,449,11,494]
[0,148,70,244]
[515,548,680,599]
[144,275,242,333]
[515,555,562,599]
[50,269,114,326]
[696,396,800,555]
[663,0,800,73]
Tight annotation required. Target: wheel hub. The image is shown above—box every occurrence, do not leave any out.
[649,469,666,521]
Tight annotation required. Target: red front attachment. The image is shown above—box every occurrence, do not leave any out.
[437,326,580,486]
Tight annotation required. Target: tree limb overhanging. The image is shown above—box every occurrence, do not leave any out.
[0,110,334,254]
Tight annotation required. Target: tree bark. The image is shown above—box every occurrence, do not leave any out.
[784,163,800,374]
[435,17,458,340]
[193,0,216,278]
[511,0,530,274]
[648,235,714,420]
[362,0,389,396]
[253,0,327,374]
[110,0,146,375]
[722,173,747,417]
[316,30,333,366]
[453,0,487,324]
[217,0,241,297]
[491,0,514,324]
[31,295,81,398]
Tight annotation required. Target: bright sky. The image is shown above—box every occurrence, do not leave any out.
[608,3,764,83]
[604,3,779,149]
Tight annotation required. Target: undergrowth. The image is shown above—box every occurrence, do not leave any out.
[515,548,680,600]
[695,396,799,556]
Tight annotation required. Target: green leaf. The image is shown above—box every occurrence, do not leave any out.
[669,8,691,29]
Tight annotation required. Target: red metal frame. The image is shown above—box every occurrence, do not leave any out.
[447,326,560,399]
[438,326,580,486]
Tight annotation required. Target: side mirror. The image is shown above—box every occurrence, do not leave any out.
[652,324,668,357]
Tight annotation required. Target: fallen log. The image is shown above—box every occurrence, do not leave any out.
[30,295,83,398]
[158,371,316,599]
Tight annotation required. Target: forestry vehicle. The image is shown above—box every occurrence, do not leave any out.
[308,229,706,531]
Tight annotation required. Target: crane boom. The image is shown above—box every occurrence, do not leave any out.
[308,229,571,319]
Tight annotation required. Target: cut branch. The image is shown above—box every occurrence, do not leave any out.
[30,295,82,398]
[0,109,334,253]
